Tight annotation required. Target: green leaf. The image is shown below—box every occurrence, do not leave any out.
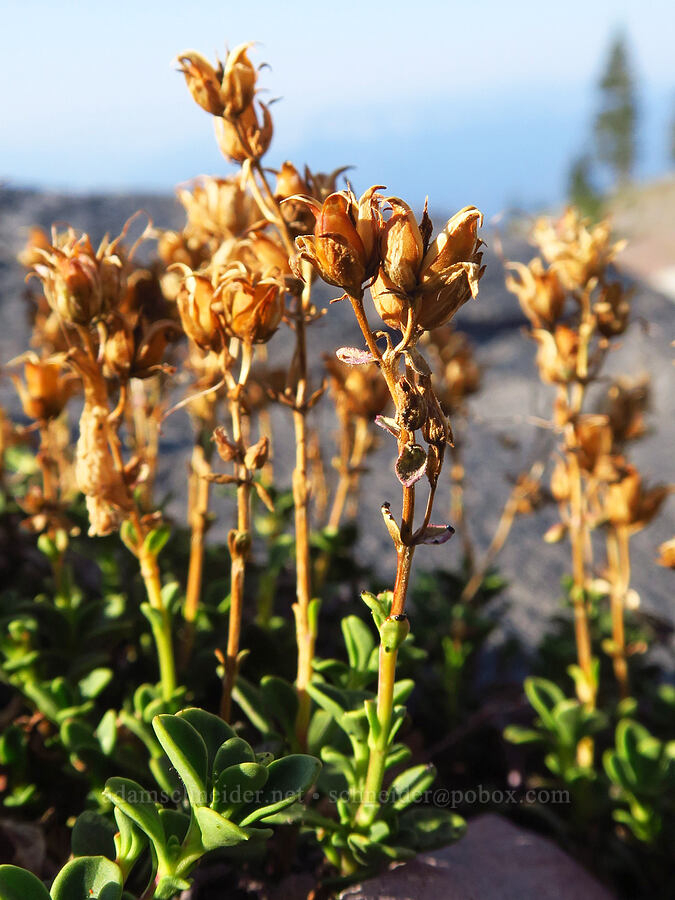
[103,778,165,856]
[213,738,256,780]
[193,807,249,851]
[239,755,321,826]
[0,866,50,900]
[78,668,113,700]
[95,710,117,756]
[551,699,585,746]
[71,811,116,860]
[524,677,565,730]
[112,809,147,879]
[389,764,436,811]
[397,807,466,851]
[361,591,387,628]
[157,809,190,846]
[142,526,171,559]
[342,616,375,673]
[176,708,235,778]
[320,747,357,787]
[503,725,544,745]
[154,875,192,899]
[393,679,415,705]
[231,677,275,736]
[260,676,298,739]
[50,857,123,900]
[153,715,208,807]
[213,763,269,817]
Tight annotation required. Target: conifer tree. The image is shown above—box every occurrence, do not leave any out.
[594,34,638,186]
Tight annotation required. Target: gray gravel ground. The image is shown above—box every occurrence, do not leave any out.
[1,187,673,658]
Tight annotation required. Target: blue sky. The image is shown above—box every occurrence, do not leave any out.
[1,0,673,217]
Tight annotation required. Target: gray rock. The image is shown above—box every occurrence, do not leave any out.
[339,814,614,900]
[1,188,673,657]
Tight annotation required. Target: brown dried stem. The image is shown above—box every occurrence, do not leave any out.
[180,441,212,668]
[607,524,631,699]
[220,350,254,722]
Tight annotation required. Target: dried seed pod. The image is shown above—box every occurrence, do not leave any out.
[244,435,269,471]
[379,198,424,294]
[213,426,240,463]
[175,268,222,352]
[215,267,285,344]
[69,352,132,536]
[214,101,273,163]
[394,376,427,431]
[10,354,74,422]
[293,187,383,295]
[415,206,484,331]
[602,462,669,532]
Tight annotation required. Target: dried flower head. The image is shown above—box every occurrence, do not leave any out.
[214,266,285,344]
[274,162,315,234]
[174,268,222,352]
[216,231,291,277]
[10,353,74,422]
[178,176,258,245]
[574,414,613,476]
[214,101,273,163]
[602,460,670,533]
[293,187,381,295]
[656,537,675,569]
[101,312,179,381]
[505,257,566,328]
[176,43,258,118]
[29,227,126,326]
[370,204,484,333]
[531,208,624,291]
[593,281,631,337]
[532,325,579,384]
[603,376,650,445]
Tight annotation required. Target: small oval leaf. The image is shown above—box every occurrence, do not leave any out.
[336,346,375,365]
[50,856,123,900]
[395,444,427,488]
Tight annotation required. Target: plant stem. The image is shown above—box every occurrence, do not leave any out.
[354,640,399,829]
[567,446,594,699]
[244,158,317,746]
[354,546,413,830]
[221,385,252,722]
[292,371,314,747]
[608,525,631,699]
[180,443,211,668]
[139,547,176,701]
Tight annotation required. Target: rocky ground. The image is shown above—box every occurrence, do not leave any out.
[1,186,673,659]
